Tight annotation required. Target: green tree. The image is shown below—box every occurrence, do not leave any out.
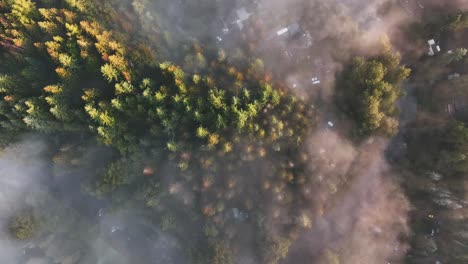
[92,159,135,195]
[11,0,39,26]
[446,12,468,31]
[196,126,209,138]
[263,236,293,264]
[337,51,410,138]
[212,241,233,264]
[450,48,467,62]
[101,63,119,82]
[208,88,226,110]
[9,210,38,240]
[407,121,468,176]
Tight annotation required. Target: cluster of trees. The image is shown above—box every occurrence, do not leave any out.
[432,11,468,35]
[1,1,315,263]
[14,1,468,263]
[407,10,468,41]
[403,120,468,263]
[8,183,103,263]
[407,121,468,178]
[0,0,306,153]
[9,1,468,264]
[336,44,411,138]
[399,11,468,263]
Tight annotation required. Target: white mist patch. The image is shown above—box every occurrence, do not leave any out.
[287,130,410,263]
[331,150,409,263]
[0,137,48,263]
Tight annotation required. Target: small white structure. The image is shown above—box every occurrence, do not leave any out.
[233,8,252,30]
[311,77,320,85]
[446,104,454,115]
[273,143,281,151]
[277,27,289,36]
[448,73,460,80]
[221,20,229,34]
[276,23,301,37]
[428,172,443,181]
[231,208,248,221]
[236,8,250,20]
[303,31,313,47]
[427,39,441,56]
[327,121,334,128]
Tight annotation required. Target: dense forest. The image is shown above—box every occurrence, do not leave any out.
[0,0,467,264]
